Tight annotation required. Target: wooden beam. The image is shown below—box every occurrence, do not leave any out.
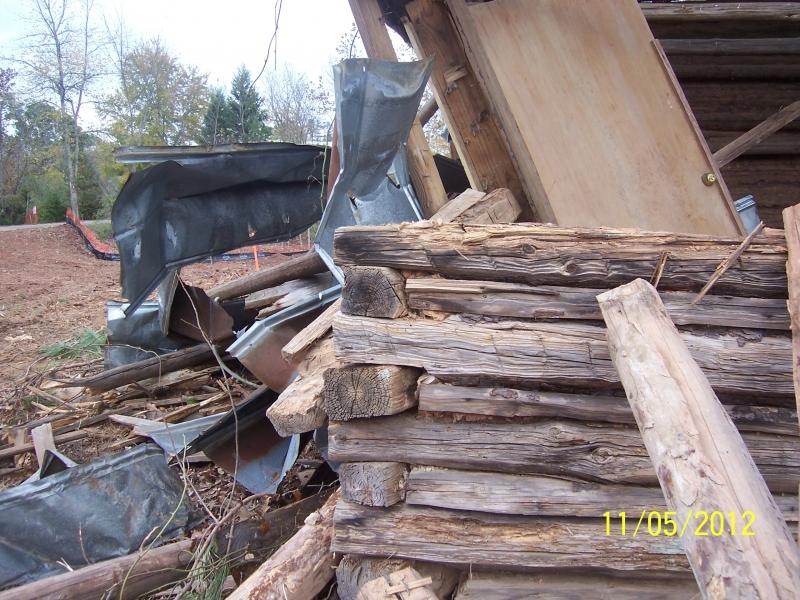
[208,250,327,301]
[328,413,800,493]
[342,267,408,319]
[333,501,691,574]
[714,100,800,167]
[282,298,341,363]
[660,38,800,56]
[403,0,533,220]
[417,96,437,127]
[405,278,790,330]
[324,365,421,420]
[267,336,335,436]
[455,572,699,600]
[333,313,794,398]
[598,279,800,598]
[0,539,193,600]
[333,222,789,298]
[417,383,799,435]
[431,188,522,225]
[347,0,447,218]
[404,466,798,521]
[227,490,340,600]
[642,3,800,38]
[340,462,408,507]
[336,555,459,600]
[783,204,800,434]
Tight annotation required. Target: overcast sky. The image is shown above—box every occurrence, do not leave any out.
[0,0,361,91]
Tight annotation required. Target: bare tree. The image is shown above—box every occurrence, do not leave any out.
[265,66,331,145]
[18,0,101,219]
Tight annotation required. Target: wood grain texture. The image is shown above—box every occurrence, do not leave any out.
[342,267,407,319]
[333,221,788,298]
[783,204,800,427]
[328,413,800,493]
[404,467,799,522]
[333,313,794,398]
[228,490,340,600]
[333,501,691,574]
[455,572,699,600]
[324,365,421,420]
[336,555,458,600]
[445,0,741,234]
[281,298,341,363]
[417,383,799,435]
[431,187,521,225]
[598,279,800,598]
[405,278,791,330]
[267,336,335,437]
[340,462,408,507]
[403,0,533,219]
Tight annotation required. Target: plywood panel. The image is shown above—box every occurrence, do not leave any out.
[447,0,743,235]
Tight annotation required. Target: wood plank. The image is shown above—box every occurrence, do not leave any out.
[405,278,791,330]
[266,336,335,437]
[403,0,533,219]
[333,501,691,574]
[245,274,332,313]
[324,365,421,420]
[598,279,800,598]
[340,462,408,507]
[333,222,788,298]
[445,0,741,235]
[431,188,521,225]
[642,3,800,38]
[337,555,458,600]
[714,100,800,167]
[228,490,340,600]
[281,298,341,364]
[455,572,698,600]
[660,38,800,56]
[404,467,799,522]
[348,0,447,218]
[417,383,799,435]
[342,267,407,319]
[328,413,800,493]
[782,204,800,438]
[333,313,794,398]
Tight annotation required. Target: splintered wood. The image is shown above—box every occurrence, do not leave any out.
[327,219,799,597]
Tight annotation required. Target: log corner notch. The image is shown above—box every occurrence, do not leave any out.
[340,462,409,507]
[431,187,522,225]
[324,364,422,421]
[597,278,800,598]
[342,266,408,319]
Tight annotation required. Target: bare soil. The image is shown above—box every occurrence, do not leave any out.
[0,224,289,404]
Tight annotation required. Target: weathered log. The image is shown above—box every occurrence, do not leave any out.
[431,188,521,225]
[69,344,216,392]
[417,383,799,435]
[208,250,328,301]
[357,567,437,600]
[267,336,334,437]
[336,555,459,600]
[333,313,794,398]
[0,538,193,600]
[324,365,421,420]
[598,279,800,598]
[340,462,408,507]
[281,298,341,363]
[333,501,690,574]
[328,413,800,493]
[403,466,799,521]
[405,278,790,330]
[783,204,800,426]
[342,266,408,319]
[333,222,788,297]
[455,571,699,600]
[244,274,332,314]
[227,489,340,600]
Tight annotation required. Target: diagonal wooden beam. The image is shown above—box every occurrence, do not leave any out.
[715,99,800,167]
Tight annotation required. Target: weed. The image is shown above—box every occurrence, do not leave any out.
[87,221,113,240]
[40,328,106,362]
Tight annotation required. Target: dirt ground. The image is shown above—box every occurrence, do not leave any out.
[0,224,289,404]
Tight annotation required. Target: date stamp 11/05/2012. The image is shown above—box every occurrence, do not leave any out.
[603,510,756,538]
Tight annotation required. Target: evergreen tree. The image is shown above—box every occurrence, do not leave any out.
[200,87,233,145]
[227,66,270,143]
